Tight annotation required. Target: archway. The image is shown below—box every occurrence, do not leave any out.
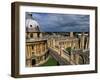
[32,59,36,66]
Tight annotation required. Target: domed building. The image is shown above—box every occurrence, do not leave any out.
[26,13,40,32]
[25,13,49,67]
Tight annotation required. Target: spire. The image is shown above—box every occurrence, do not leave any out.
[70,32,73,37]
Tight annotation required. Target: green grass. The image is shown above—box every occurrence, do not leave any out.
[41,56,58,66]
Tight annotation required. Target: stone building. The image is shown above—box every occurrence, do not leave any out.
[26,13,49,67]
[25,13,89,66]
[47,32,89,65]
[47,32,79,54]
[77,32,89,49]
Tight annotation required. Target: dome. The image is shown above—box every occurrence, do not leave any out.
[26,15,40,32]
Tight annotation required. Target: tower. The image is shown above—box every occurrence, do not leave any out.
[70,32,74,37]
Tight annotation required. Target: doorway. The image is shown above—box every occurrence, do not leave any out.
[32,59,36,66]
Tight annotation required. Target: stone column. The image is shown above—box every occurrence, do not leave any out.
[75,53,80,64]
[28,45,30,58]
[71,40,74,49]
[34,33,37,38]
[87,38,89,49]
[77,34,82,49]
[38,44,40,54]
[30,45,32,57]
[26,45,28,58]
[45,43,47,52]
[28,33,30,39]
[85,37,89,49]
[40,43,42,54]
[34,44,36,55]
[49,40,51,47]
[39,33,42,38]
[70,51,74,64]
[81,32,85,49]
[26,45,29,67]
[37,44,39,54]
[78,36,81,49]
[53,39,55,48]
[36,44,38,55]
[28,45,31,67]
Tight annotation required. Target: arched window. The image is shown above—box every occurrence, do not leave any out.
[32,59,36,66]
[32,45,34,49]
[30,33,33,38]
[37,33,40,38]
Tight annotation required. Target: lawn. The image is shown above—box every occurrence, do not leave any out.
[41,56,58,66]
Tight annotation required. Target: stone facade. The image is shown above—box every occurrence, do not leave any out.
[26,32,89,66]
[25,13,49,67]
[26,32,49,67]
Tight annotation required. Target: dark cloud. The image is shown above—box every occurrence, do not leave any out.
[26,12,89,32]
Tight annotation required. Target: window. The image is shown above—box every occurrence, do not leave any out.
[32,59,36,66]
[30,25,32,27]
[37,33,40,38]
[32,45,34,49]
[30,33,33,38]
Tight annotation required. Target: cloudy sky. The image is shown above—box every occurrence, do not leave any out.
[26,12,90,32]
